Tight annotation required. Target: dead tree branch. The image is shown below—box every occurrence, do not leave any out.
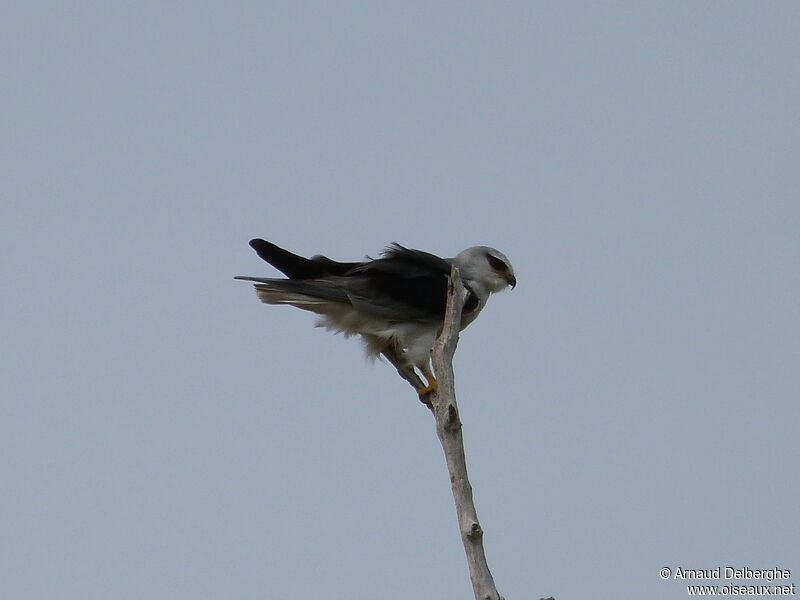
[427,266,504,600]
[388,267,555,599]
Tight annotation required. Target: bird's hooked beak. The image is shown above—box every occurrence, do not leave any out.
[506,274,517,289]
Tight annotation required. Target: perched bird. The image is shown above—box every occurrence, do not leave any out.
[236,238,516,397]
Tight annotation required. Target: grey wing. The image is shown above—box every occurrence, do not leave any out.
[341,277,443,322]
[234,274,436,322]
[234,276,351,308]
[338,244,452,322]
[237,243,475,323]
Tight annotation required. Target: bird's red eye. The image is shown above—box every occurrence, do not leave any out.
[487,255,507,272]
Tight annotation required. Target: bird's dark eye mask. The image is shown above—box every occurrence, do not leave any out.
[486,254,508,272]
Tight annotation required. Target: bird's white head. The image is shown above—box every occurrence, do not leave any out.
[453,246,516,294]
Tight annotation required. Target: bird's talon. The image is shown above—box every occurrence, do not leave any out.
[418,381,438,398]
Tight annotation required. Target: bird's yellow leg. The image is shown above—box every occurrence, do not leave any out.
[417,363,438,397]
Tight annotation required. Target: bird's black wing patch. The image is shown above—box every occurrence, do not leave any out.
[345,244,452,318]
[249,239,358,279]
[247,240,475,320]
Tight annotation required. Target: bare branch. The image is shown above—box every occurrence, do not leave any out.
[427,266,504,600]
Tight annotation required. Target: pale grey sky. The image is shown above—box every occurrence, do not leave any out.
[2,3,798,599]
